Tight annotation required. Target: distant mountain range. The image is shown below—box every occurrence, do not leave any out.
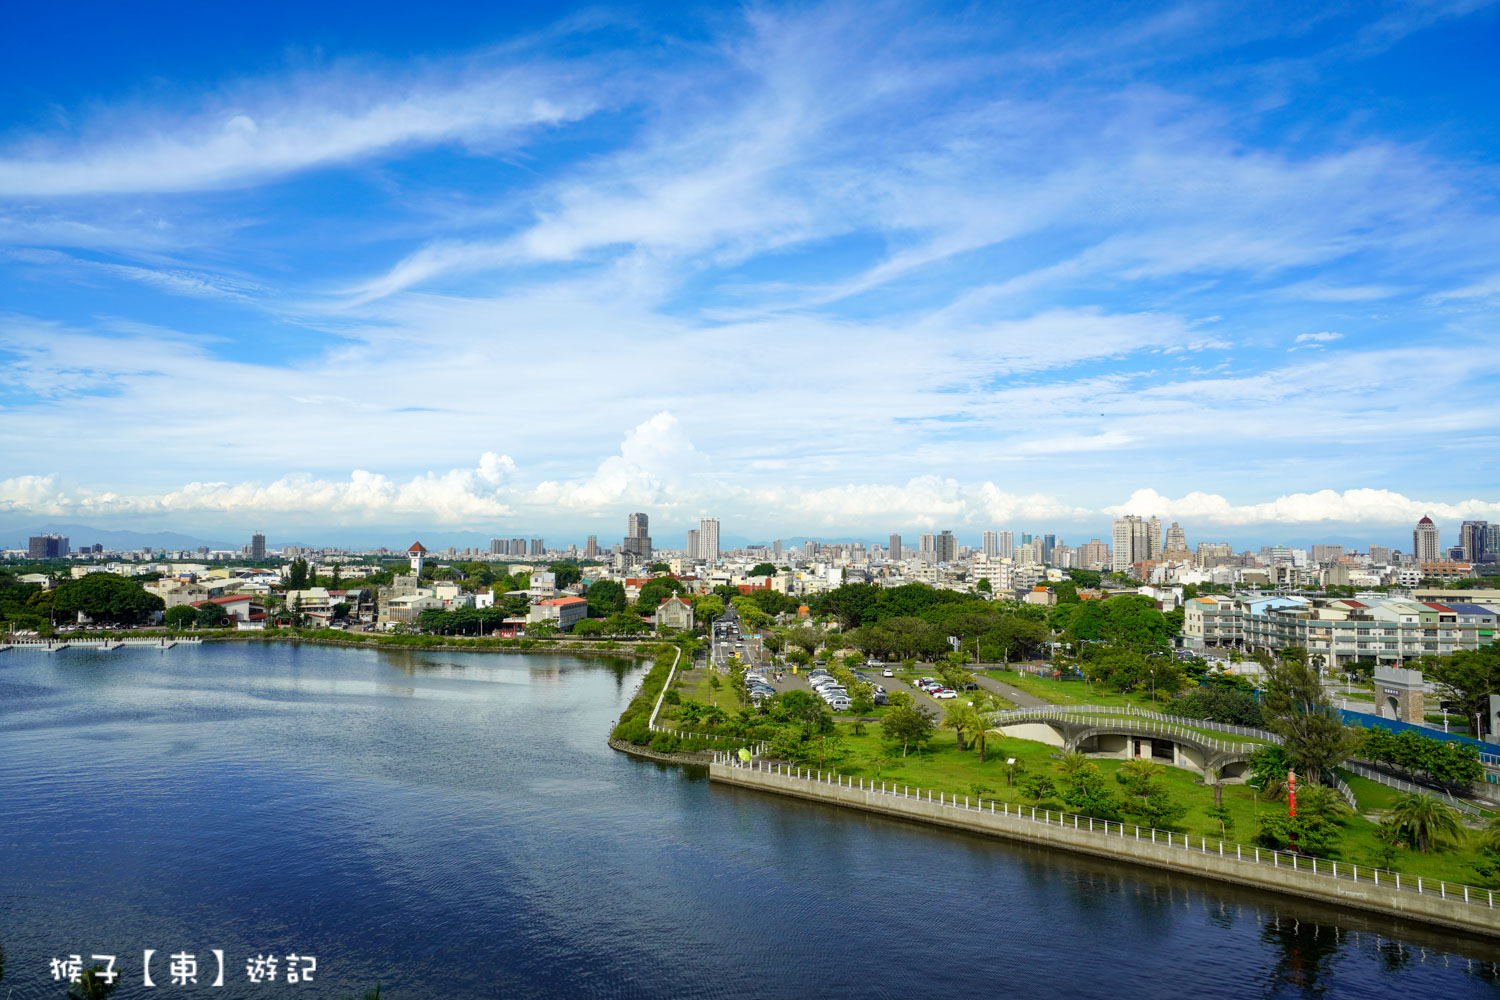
[1,522,237,552]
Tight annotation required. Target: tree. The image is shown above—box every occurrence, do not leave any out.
[1422,646,1500,737]
[941,702,986,755]
[604,611,648,634]
[881,702,936,757]
[572,618,605,636]
[68,963,119,1000]
[693,594,725,622]
[549,563,583,590]
[1260,651,1353,784]
[1020,774,1056,804]
[331,601,351,622]
[51,573,164,624]
[636,577,685,611]
[1386,791,1464,853]
[163,605,197,629]
[195,602,229,628]
[1054,750,1093,780]
[1061,761,1119,818]
[286,557,311,591]
[976,577,992,594]
[1207,804,1234,837]
[749,562,777,577]
[586,580,628,617]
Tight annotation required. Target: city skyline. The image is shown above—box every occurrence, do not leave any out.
[2,3,1499,538]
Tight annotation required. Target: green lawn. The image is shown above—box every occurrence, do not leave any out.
[809,723,1495,886]
[981,669,1163,708]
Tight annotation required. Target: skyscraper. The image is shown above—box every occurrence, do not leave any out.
[773,539,782,561]
[489,538,506,556]
[982,531,998,558]
[698,518,720,564]
[935,530,957,564]
[1164,522,1187,557]
[1147,516,1163,560]
[686,529,700,560]
[889,533,902,561]
[511,537,526,556]
[28,534,69,559]
[1460,521,1488,563]
[1112,515,1150,572]
[997,531,1014,559]
[919,533,936,562]
[624,512,652,560]
[251,533,266,560]
[1412,516,1441,562]
[585,536,598,559]
[529,538,545,556]
[1041,533,1056,564]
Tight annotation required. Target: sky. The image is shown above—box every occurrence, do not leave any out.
[2,0,1499,551]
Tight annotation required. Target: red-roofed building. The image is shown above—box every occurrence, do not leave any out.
[528,595,589,631]
[189,594,263,623]
[407,542,427,575]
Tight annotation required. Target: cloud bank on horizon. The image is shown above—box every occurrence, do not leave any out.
[1,1,1498,542]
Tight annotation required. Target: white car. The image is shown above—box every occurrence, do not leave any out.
[882,668,894,677]
[932,688,957,699]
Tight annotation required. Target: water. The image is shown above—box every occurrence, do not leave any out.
[1,643,1496,998]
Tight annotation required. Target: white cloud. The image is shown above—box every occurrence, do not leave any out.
[530,412,708,508]
[0,64,595,196]
[1105,488,1500,526]
[1294,331,1343,343]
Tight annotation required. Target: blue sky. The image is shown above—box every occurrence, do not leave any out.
[2,0,1499,550]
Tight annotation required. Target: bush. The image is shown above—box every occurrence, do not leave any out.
[649,732,681,753]
[663,689,680,705]
[1167,687,1265,727]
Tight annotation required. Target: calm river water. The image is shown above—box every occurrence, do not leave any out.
[1,643,1496,998]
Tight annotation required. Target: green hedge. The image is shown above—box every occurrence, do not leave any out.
[611,647,679,745]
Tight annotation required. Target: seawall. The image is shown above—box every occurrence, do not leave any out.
[710,761,1500,940]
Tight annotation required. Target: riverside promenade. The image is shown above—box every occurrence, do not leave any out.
[709,754,1500,940]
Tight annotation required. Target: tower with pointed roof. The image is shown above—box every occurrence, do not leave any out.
[1412,517,1440,562]
[407,541,428,576]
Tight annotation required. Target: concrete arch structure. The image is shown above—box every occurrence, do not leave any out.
[992,715,1258,782]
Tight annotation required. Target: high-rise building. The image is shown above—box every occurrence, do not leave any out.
[686,529,700,560]
[624,512,653,560]
[1485,525,1500,564]
[919,533,936,562]
[1147,517,1163,560]
[489,538,506,556]
[935,530,957,564]
[1369,545,1392,565]
[1412,516,1441,562]
[529,538,545,556]
[511,537,526,556]
[1310,544,1345,564]
[1041,533,1057,564]
[698,518,720,564]
[1460,521,1489,563]
[585,536,598,559]
[251,533,266,560]
[998,531,1014,559]
[1164,522,1187,557]
[1112,516,1149,573]
[28,534,70,559]
[1077,539,1110,569]
[889,533,902,561]
[981,530,998,559]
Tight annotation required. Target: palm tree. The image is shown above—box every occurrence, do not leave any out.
[1055,750,1092,778]
[1117,757,1164,802]
[1479,815,1500,854]
[941,702,981,751]
[1387,791,1463,853]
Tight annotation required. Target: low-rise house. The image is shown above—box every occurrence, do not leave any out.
[528,596,588,631]
[654,595,694,630]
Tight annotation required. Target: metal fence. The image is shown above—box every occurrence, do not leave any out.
[713,753,1499,915]
[1341,761,1486,817]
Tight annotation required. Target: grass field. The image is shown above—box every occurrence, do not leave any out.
[814,722,1494,886]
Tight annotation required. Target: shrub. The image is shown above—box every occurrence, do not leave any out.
[1167,687,1265,727]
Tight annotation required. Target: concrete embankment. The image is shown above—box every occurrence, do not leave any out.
[607,738,712,766]
[710,761,1500,940]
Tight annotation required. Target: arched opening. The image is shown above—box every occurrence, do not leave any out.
[1383,696,1399,719]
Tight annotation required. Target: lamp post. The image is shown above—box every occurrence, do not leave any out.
[1287,769,1298,854]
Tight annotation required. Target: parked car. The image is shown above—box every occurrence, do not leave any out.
[826,696,852,711]
[932,688,957,699]
[872,691,889,706]
[882,668,894,677]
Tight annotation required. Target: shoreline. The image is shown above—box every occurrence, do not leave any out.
[195,631,665,659]
[709,760,1500,940]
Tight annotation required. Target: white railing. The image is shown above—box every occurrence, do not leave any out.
[713,753,1499,915]
[991,708,1264,755]
[1326,771,1358,809]
[1342,761,1485,817]
[990,702,1282,742]
[646,646,682,732]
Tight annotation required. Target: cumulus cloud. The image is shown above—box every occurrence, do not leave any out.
[0,456,519,524]
[1105,488,1500,526]
[1294,331,1343,344]
[530,412,709,508]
